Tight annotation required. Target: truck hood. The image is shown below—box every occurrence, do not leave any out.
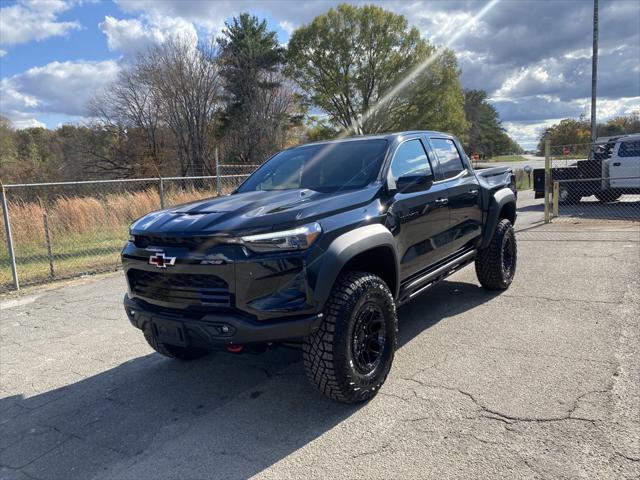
[130,185,381,235]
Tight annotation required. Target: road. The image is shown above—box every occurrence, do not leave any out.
[1,196,639,480]
[475,154,546,170]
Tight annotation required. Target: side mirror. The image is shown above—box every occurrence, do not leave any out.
[394,174,434,193]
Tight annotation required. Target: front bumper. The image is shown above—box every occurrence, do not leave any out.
[121,239,318,321]
[124,295,323,347]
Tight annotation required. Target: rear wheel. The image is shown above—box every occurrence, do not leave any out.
[595,190,622,202]
[143,328,210,361]
[475,218,517,290]
[303,271,397,403]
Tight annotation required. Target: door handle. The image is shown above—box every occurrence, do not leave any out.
[435,197,448,205]
[613,162,621,166]
[469,189,479,194]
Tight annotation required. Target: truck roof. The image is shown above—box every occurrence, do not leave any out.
[301,130,455,148]
[595,133,640,143]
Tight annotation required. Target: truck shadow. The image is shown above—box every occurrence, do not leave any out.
[0,280,499,480]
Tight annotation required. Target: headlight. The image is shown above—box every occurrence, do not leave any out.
[128,233,135,242]
[241,222,322,253]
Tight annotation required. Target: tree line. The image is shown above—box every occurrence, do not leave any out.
[1,4,523,184]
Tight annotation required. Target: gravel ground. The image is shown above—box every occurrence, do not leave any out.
[1,197,638,480]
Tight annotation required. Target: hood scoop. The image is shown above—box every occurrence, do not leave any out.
[177,210,224,215]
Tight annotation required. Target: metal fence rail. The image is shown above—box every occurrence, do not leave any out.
[543,139,640,223]
[0,165,258,292]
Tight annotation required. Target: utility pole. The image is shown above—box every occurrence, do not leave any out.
[590,0,599,141]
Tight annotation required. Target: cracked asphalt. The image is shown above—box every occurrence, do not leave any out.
[1,194,639,479]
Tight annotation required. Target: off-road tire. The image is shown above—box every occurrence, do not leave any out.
[475,218,517,290]
[595,190,622,203]
[143,327,209,361]
[303,272,398,403]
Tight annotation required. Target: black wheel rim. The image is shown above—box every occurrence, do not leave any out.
[352,303,386,375]
[502,233,515,279]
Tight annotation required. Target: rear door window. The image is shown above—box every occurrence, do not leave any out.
[430,138,466,179]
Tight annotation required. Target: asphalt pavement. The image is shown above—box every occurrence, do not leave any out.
[1,195,639,480]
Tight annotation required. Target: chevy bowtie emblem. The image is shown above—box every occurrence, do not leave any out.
[148,253,176,268]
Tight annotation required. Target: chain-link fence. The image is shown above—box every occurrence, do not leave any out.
[0,165,258,292]
[535,138,640,224]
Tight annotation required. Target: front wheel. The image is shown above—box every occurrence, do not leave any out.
[475,218,517,290]
[303,272,398,403]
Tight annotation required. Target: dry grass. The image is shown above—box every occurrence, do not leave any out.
[1,199,46,244]
[0,187,221,290]
[0,188,216,249]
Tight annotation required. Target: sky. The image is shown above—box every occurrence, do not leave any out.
[0,0,639,149]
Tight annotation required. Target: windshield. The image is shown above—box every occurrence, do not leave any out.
[237,139,388,193]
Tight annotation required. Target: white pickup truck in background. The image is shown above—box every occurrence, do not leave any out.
[534,133,640,203]
[608,133,640,190]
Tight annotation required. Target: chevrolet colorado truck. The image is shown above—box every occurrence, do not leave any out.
[122,131,517,403]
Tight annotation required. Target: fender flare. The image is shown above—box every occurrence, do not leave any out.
[312,224,400,309]
[481,188,517,249]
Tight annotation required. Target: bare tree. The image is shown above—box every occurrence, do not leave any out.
[143,39,224,176]
[89,64,169,176]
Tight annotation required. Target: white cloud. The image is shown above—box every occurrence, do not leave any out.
[0,49,6,58]
[99,14,199,57]
[0,0,81,46]
[278,20,295,35]
[0,60,120,123]
[502,120,559,149]
[12,118,46,129]
[114,0,231,35]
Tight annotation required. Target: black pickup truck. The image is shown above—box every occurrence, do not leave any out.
[122,131,517,403]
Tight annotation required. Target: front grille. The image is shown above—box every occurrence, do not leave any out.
[127,269,230,307]
[134,235,219,250]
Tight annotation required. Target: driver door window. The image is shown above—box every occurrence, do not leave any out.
[390,140,433,183]
[388,138,450,278]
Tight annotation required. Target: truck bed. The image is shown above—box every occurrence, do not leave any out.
[533,160,601,198]
[476,166,515,192]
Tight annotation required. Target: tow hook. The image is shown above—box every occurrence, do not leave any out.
[227,344,244,353]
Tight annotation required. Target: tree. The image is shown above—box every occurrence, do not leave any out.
[286,4,467,136]
[537,118,591,154]
[597,112,640,137]
[398,49,468,139]
[303,116,341,142]
[89,38,223,177]
[218,13,284,114]
[0,115,18,177]
[143,39,224,176]
[464,89,521,157]
[217,13,302,164]
[89,64,169,176]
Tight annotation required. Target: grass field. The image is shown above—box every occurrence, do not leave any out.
[485,155,528,162]
[0,187,217,291]
[0,228,126,290]
[515,170,533,191]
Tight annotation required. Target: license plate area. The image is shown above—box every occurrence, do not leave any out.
[152,317,188,347]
